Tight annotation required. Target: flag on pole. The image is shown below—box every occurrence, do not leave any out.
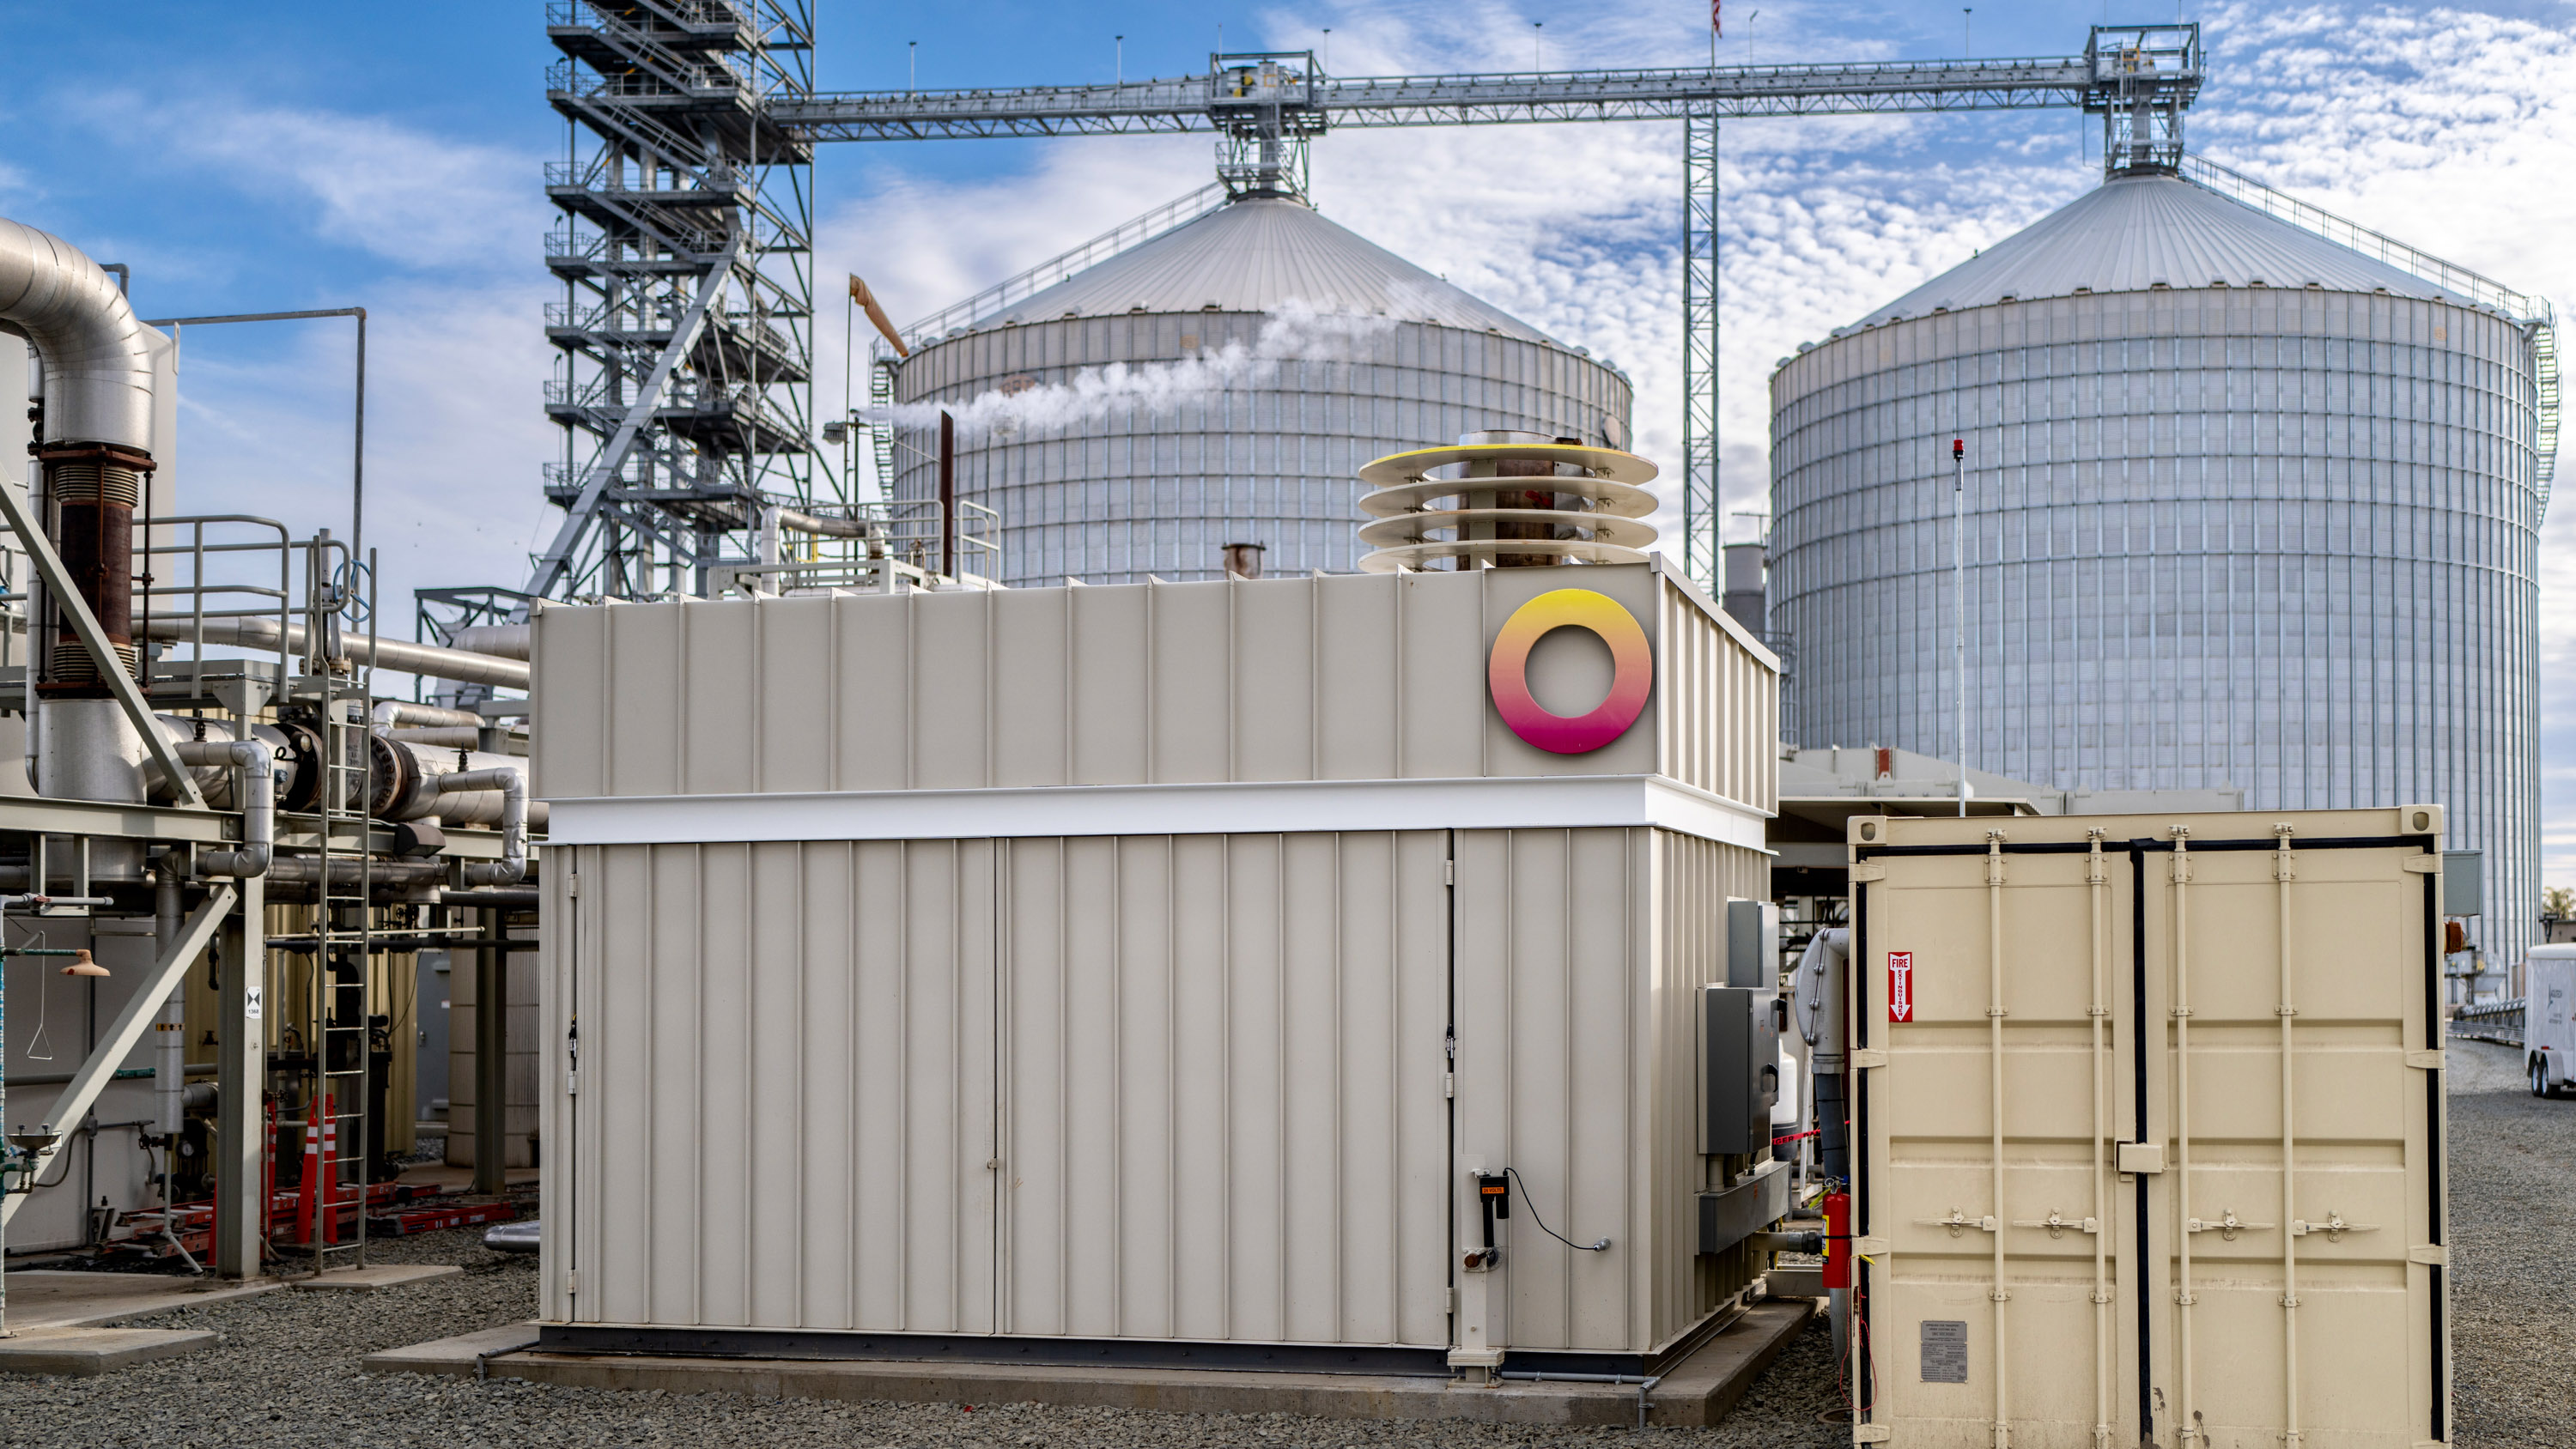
[1712,0,1722,36]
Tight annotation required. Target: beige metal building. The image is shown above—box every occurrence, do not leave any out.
[531,559,1779,1373]
[1844,808,2449,1448]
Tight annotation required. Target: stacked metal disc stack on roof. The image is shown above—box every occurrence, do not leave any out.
[1355,432,1659,572]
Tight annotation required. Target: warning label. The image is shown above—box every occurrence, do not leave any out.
[1921,1319,1968,1382]
[1888,950,1915,1022]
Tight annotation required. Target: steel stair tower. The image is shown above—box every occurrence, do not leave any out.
[529,1,820,603]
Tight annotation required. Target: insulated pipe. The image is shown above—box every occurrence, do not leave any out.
[373,700,483,730]
[386,727,481,749]
[153,865,185,1143]
[444,625,530,662]
[436,768,525,886]
[139,615,529,690]
[177,740,271,879]
[771,506,880,542]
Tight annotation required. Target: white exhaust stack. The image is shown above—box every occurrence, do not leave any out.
[0,217,161,824]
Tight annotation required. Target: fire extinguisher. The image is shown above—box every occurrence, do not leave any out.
[1821,1190,1852,1289]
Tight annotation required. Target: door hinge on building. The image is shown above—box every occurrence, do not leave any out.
[1444,858,1455,886]
[566,1271,579,1295]
[568,871,580,896]
[1444,1070,1455,1099]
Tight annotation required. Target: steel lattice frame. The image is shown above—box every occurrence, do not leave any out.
[1680,111,1720,592]
[499,0,824,617]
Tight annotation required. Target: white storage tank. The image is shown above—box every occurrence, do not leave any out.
[1768,171,2546,961]
[532,559,1780,1373]
[891,197,1634,585]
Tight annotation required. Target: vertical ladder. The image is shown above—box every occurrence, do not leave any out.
[304,537,374,1275]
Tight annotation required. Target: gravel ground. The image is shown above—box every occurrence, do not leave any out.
[0,1046,2554,1447]
[2446,1037,2576,1447]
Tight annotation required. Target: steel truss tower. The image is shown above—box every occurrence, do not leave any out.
[528,0,822,603]
[1680,112,1718,598]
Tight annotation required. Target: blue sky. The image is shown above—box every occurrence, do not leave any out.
[3,0,2571,892]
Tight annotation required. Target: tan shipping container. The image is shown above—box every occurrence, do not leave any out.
[533,561,1784,1372]
[1843,808,2449,1449]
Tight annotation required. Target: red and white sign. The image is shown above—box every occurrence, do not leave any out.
[1888,950,1915,1022]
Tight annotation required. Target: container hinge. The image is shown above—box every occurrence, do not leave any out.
[1849,863,1888,882]
[1851,1048,1889,1070]
[566,1070,578,1095]
[1446,1286,1456,1313]
[1444,859,1454,886]
[2401,857,2443,875]
[567,872,580,896]
[1443,1070,1455,1100]
[566,1270,578,1295]
[1853,1235,1890,1256]
[2406,1049,2445,1070]
[2406,1243,2448,1265]
[1854,1427,1893,1444]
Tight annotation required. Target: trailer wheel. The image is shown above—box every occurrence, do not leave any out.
[2535,1055,2554,1099]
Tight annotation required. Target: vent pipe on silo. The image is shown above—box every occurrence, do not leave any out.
[1355,431,1659,572]
[0,216,160,810]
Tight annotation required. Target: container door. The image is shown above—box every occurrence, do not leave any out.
[1854,839,2142,1449]
[1854,820,2445,1449]
[2137,834,2444,1449]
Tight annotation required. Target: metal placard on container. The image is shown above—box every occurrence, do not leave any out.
[1921,1319,1969,1384]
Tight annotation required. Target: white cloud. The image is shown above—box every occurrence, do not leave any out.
[79,90,546,270]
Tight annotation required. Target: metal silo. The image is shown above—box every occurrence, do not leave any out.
[890,195,1633,585]
[1769,168,2549,965]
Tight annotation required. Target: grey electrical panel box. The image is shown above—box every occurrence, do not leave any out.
[1700,985,1780,1155]
[1726,898,1778,988]
[2442,851,2482,917]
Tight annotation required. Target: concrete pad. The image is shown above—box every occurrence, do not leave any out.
[292,1264,464,1292]
[1644,1299,1814,1426]
[3,1270,283,1330]
[0,1325,217,1376]
[368,1302,1815,1427]
[364,1321,538,1374]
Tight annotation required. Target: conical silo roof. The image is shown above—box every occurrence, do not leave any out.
[994,196,1561,344]
[1852,173,2458,327]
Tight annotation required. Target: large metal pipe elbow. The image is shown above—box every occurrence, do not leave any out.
[437,767,526,886]
[0,217,155,450]
[176,740,271,878]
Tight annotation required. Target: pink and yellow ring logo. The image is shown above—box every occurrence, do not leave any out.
[1487,589,1653,755]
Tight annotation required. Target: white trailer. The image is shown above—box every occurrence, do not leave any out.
[2527,946,2576,1096]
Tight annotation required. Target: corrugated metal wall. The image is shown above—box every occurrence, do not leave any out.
[537,567,1769,803]
[893,314,1633,586]
[545,824,1766,1353]
[1770,285,2541,962]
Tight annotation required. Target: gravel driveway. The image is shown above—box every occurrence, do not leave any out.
[0,1043,2558,1447]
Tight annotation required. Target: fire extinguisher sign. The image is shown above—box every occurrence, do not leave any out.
[1888,950,1916,1022]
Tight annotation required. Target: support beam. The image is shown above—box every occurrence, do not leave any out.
[214,876,265,1278]
[0,479,205,809]
[473,906,507,1196]
[1,885,235,1226]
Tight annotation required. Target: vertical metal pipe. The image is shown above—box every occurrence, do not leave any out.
[938,409,956,581]
[214,876,264,1277]
[1953,439,1967,816]
[2171,825,2197,1445]
[474,906,507,1196]
[2086,829,2112,1449]
[2275,824,2302,1446]
[154,864,185,1147]
[1984,828,2008,1449]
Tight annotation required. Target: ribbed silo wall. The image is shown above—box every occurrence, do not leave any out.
[1769,285,2542,960]
[893,313,1631,586]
